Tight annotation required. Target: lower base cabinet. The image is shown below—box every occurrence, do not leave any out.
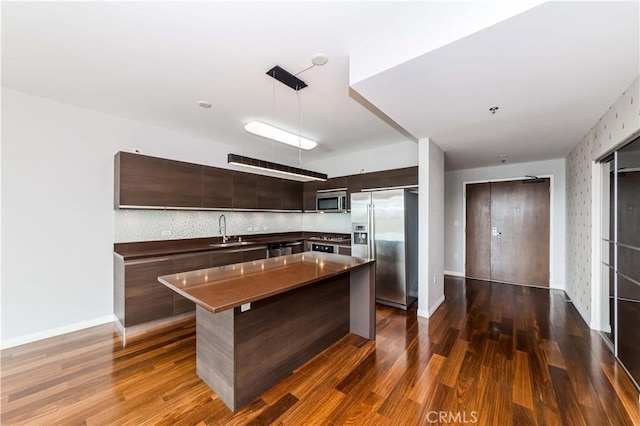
[114,246,269,328]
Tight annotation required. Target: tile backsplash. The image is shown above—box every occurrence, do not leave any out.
[114,210,303,243]
[302,212,352,234]
[114,210,352,243]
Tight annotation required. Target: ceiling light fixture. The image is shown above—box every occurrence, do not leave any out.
[197,101,212,108]
[244,121,317,150]
[228,154,327,181]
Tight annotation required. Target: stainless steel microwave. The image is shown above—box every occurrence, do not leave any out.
[316,189,347,212]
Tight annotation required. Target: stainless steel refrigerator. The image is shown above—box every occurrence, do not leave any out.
[351,189,418,310]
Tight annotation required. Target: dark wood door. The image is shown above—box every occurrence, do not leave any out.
[466,179,550,287]
[203,167,234,209]
[465,183,491,280]
[165,160,203,207]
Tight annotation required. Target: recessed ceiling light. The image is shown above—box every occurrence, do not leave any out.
[197,101,212,109]
[244,121,317,150]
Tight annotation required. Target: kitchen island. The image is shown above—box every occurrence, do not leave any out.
[157,252,375,411]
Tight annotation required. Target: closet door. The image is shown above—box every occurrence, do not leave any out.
[616,139,640,386]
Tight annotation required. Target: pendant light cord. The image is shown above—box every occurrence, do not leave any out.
[272,72,276,162]
[297,89,302,167]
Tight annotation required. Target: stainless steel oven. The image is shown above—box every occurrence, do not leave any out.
[316,189,347,212]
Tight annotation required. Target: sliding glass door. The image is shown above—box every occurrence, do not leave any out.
[600,136,640,388]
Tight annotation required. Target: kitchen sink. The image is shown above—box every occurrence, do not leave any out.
[209,241,254,248]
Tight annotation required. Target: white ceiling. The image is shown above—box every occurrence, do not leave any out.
[2,2,638,171]
[352,1,640,170]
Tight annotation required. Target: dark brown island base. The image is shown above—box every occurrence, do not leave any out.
[157,252,376,412]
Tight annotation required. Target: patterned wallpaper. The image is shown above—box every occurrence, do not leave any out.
[566,76,640,324]
[566,137,593,321]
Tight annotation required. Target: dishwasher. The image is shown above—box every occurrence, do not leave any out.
[266,241,303,258]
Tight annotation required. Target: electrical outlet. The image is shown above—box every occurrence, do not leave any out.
[433,274,437,284]
[161,230,172,236]
[133,148,143,154]
[241,303,251,312]
[454,220,459,227]
[263,226,269,231]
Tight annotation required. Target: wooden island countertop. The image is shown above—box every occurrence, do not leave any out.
[158,252,374,313]
[156,251,376,412]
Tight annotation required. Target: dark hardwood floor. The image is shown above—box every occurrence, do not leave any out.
[2,277,639,425]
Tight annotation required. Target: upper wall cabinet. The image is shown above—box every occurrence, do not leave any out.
[232,173,258,210]
[361,166,418,190]
[282,180,303,211]
[165,159,203,207]
[303,166,418,211]
[203,167,234,209]
[115,152,166,208]
[257,175,282,210]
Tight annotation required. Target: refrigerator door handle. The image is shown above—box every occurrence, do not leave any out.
[367,204,372,258]
[371,204,376,259]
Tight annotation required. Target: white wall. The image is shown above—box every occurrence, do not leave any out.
[444,158,566,289]
[303,140,417,178]
[417,138,445,318]
[0,88,295,348]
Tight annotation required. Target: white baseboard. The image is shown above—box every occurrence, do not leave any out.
[1,314,116,350]
[417,294,446,318]
[444,270,464,277]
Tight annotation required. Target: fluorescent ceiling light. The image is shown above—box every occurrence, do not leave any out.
[244,121,317,150]
[228,154,327,181]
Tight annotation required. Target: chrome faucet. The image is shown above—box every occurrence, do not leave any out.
[218,214,227,243]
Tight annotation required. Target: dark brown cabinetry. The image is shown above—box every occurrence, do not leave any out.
[281,180,303,211]
[241,247,268,262]
[114,245,270,328]
[115,152,166,208]
[232,173,258,210]
[172,252,212,314]
[211,250,243,267]
[115,152,304,211]
[318,176,347,191]
[165,160,203,208]
[303,166,418,211]
[123,257,174,326]
[257,176,282,210]
[203,167,234,209]
[303,181,319,212]
[361,166,418,190]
